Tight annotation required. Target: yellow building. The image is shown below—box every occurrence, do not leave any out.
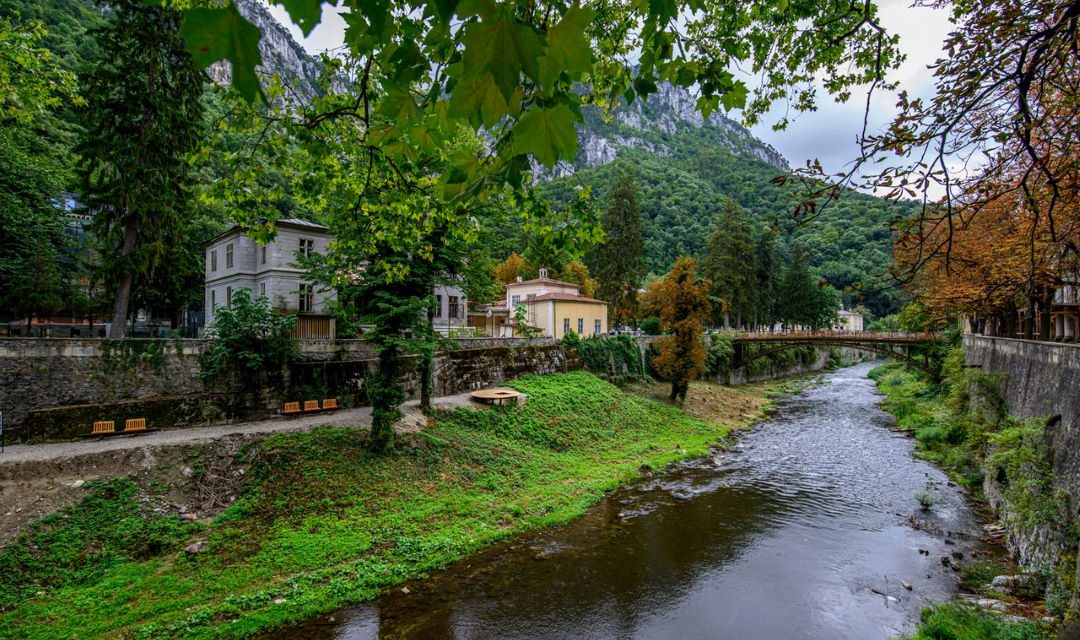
[501,269,609,339]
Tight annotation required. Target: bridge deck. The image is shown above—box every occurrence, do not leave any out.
[731,331,939,344]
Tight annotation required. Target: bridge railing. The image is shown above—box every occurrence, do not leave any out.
[730,330,940,341]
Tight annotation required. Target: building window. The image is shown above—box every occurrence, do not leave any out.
[511,294,521,306]
[226,286,233,308]
[210,250,217,272]
[449,296,460,319]
[595,319,601,335]
[299,284,313,312]
[299,238,314,257]
[225,242,234,268]
[435,295,442,318]
[259,283,266,297]
[261,245,267,265]
[578,318,584,334]
[563,318,570,335]
[211,290,216,308]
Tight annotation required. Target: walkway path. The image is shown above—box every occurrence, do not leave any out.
[0,392,483,465]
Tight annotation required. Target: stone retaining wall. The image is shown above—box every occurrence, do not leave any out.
[0,337,581,441]
[963,335,1080,579]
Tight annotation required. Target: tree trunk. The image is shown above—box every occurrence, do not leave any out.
[368,344,403,452]
[109,217,139,338]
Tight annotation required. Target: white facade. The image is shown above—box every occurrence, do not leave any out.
[204,219,336,327]
[432,282,469,335]
[836,308,865,332]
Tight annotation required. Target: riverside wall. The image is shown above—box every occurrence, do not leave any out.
[0,337,581,441]
[963,335,1080,579]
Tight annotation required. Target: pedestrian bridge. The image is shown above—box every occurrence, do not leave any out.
[730,330,944,375]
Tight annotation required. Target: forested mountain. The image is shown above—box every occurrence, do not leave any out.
[537,86,913,316]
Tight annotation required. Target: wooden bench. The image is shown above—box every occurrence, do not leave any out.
[91,420,115,436]
[322,398,339,411]
[124,418,147,433]
[283,402,302,415]
[303,400,320,413]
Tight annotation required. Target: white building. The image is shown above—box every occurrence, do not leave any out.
[205,219,337,337]
[836,307,865,332]
[205,219,469,338]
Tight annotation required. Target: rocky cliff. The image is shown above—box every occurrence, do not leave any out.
[207,0,323,101]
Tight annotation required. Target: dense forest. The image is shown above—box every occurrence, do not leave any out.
[538,111,914,317]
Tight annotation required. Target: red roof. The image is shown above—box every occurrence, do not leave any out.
[507,276,581,289]
[529,292,607,304]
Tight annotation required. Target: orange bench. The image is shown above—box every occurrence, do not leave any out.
[91,420,115,436]
[303,400,320,412]
[322,398,338,411]
[283,402,301,415]
[124,418,147,433]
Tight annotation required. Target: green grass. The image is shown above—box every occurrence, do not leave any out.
[0,372,758,639]
[870,360,984,489]
[904,603,1052,640]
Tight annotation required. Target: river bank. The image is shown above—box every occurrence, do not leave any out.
[871,357,1059,639]
[0,372,783,639]
[262,362,991,639]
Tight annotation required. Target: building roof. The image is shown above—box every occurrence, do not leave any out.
[506,276,581,289]
[529,292,607,305]
[207,218,330,245]
[838,309,863,317]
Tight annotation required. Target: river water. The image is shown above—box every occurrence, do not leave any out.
[266,363,983,639]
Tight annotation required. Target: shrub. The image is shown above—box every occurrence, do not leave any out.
[200,288,298,386]
[576,336,645,384]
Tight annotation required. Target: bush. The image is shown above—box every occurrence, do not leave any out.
[576,336,645,384]
[200,288,298,385]
[560,330,581,346]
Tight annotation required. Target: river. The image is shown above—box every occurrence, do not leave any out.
[265,363,983,639]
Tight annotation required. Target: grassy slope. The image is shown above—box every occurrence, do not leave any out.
[0,372,773,639]
[871,361,1055,640]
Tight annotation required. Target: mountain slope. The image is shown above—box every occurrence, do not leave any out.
[534,85,909,316]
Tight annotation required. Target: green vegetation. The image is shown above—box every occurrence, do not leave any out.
[200,289,298,386]
[0,478,197,607]
[873,353,1078,629]
[0,372,767,639]
[575,335,646,384]
[904,603,1052,640]
[539,125,914,316]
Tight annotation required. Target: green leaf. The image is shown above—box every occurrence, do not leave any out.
[512,103,579,168]
[460,6,543,100]
[720,81,748,111]
[275,0,328,36]
[428,0,461,23]
[180,6,263,102]
[447,73,514,128]
[538,6,595,94]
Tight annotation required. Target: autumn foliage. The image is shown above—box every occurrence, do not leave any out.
[643,257,711,401]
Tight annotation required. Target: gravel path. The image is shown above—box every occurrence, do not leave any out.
[0,391,488,465]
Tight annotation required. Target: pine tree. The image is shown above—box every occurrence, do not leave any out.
[700,198,754,328]
[751,226,779,329]
[77,0,205,337]
[588,173,645,325]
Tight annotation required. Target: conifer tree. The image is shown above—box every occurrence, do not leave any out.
[77,0,205,337]
[700,198,754,328]
[588,173,645,325]
[751,226,780,329]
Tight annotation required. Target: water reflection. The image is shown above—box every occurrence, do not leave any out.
[264,364,980,640]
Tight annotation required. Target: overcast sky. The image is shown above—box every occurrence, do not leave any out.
[265,0,954,178]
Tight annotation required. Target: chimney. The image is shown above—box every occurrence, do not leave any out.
[516,276,523,283]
